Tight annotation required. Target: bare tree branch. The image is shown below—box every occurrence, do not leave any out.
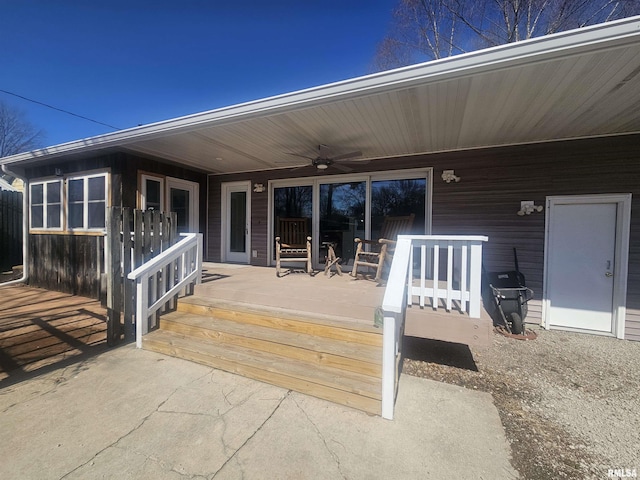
[0,101,45,158]
[373,0,640,70]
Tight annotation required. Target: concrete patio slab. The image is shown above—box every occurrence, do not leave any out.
[0,344,518,479]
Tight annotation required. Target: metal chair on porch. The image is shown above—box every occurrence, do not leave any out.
[351,213,415,282]
[275,217,312,277]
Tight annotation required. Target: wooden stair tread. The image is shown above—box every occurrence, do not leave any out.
[160,312,381,375]
[143,330,381,414]
[179,295,382,336]
[177,299,382,348]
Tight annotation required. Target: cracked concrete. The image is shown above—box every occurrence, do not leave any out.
[0,344,518,479]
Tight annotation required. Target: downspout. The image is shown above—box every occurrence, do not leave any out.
[1,163,29,286]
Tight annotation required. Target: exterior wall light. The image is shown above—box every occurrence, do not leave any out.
[441,170,460,183]
[517,201,543,216]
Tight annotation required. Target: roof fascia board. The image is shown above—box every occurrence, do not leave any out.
[3,15,640,166]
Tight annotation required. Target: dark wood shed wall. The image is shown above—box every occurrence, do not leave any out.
[24,152,207,298]
[208,134,640,340]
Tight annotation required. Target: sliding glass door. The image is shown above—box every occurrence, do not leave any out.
[370,178,426,238]
[271,169,430,269]
[319,181,366,266]
[273,184,313,257]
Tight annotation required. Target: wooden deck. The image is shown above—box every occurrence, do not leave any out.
[196,263,385,326]
[143,263,491,415]
[0,284,107,384]
[194,263,491,345]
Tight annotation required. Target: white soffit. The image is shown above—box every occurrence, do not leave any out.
[2,16,640,173]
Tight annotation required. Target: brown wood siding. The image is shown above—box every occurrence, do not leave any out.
[208,134,640,339]
[207,179,222,261]
[28,234,105,298]
[0,190,23,271]
[251,187,269,266]
[24,152,207,299]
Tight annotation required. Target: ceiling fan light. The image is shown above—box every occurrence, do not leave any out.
[316,163,328,170]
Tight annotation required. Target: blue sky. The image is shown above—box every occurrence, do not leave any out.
[1,1,396,148]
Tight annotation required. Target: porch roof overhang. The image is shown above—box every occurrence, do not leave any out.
[2,16,640,175]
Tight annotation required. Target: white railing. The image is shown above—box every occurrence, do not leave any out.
[380,234,488,419]
[128,232,203,348]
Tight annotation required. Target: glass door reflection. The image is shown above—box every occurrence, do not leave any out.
[273,185,313,260]
[319,181,366,267]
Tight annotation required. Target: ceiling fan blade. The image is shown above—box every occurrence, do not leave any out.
[289,164,311,172]
[283,152,315,161]
[332,163,353,173]
[331,150,362,162]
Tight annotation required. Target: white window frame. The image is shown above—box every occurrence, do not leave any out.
[66,171,109,232]
[140,173,165,212]
[166,177,199,233]
[29,179,63,231]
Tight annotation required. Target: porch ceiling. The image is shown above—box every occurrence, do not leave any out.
[3,17,640,174]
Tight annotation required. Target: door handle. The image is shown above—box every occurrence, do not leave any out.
[605,272,613,278]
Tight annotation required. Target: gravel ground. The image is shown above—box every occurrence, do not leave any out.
[403,326,640,480]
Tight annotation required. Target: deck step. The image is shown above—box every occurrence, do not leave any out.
[177,297,382,347]
[160,312,381,377]
[143,297,383,415]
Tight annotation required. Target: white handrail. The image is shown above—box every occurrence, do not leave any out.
[128,232,203,348]
[380,237,412,420]
[380,234,488,420]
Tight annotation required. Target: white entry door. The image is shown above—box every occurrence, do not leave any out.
[544,195,630,336]
[222,182,250,264]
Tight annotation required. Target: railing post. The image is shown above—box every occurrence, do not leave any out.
[460,243,468,313]
[196,233,203,285]
[432,243,439,310]
[381,311,397,420]
[446,241,454,311]
[135,274,148,348]
[469,241,483,318]
[381,236,412,420]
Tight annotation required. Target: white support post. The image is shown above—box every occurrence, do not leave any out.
[469,241,483,318]
[446,241,453,311]
[460,243,468,314]
[419,244,426,307]
[381,312,397,420]
[135,275,148,348]
[196,234,203,285]
[432,244,439,310]
[407,244,414,307]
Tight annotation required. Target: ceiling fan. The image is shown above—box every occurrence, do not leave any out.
[286,144,363,172]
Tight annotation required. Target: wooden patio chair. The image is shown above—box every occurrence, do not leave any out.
[351,213,415,282]
[275,217,312,277]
